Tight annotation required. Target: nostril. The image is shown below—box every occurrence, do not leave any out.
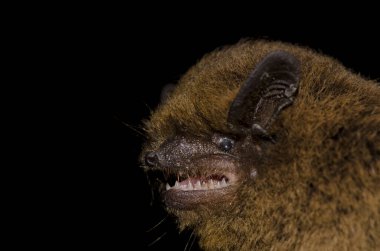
[145,152,158,167]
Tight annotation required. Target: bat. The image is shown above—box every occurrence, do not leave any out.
[140,40,380,250]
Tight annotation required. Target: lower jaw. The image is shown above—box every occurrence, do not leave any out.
[164,186,234,210]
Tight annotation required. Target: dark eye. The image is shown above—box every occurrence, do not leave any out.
[218,137,234,152]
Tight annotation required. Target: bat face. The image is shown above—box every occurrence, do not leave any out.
[140,41,380,250]
[145,133,242,210]
[143,51,300,210]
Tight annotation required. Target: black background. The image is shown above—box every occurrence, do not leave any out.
[84,15,379,250]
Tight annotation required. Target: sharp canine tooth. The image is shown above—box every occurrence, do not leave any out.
[221,178,227,187]
[166,183,170,190]
[216,181,221,188]
[202,181,207,189]
[195,181,201,189]
[175,181,180,188]
[208,179,215,189]
[188,181,193,190]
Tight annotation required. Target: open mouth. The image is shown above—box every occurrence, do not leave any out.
[144,153,240,210]
[161,170,238,210]
[165,173,234,191]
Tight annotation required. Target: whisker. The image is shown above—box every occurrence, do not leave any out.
[147,232,167,247]
[184,229,196,251]
[121,121,145,137]
[146,215,168,233]
[144,102,153,114]
[188,232,197,251]
[113,115,146,137]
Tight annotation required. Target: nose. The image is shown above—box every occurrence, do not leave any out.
[145,152,159,167]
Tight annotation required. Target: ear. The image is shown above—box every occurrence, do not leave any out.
[227,51,300,139]
[160,84,176,103]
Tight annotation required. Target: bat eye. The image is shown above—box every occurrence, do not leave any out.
[217,137,234,152]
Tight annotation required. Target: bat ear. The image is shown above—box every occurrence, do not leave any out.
[160,84,176,103]
[227,51,300,140]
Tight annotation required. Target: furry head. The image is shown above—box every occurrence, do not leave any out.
[141,40,380,250]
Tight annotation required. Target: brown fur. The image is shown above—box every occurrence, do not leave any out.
[143,40,380,250]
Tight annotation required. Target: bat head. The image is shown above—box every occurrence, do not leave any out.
[139,40,380,250]
[141,50,300,211]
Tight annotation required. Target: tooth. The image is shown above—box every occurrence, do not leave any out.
[202,181,208,189]
[188,181,193,190]
[216,181,221,188]
[166,183,170,190]
[175,181,180,188]
[208,179,215,189]
[195,181,201,189]
[221,178,227,187]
